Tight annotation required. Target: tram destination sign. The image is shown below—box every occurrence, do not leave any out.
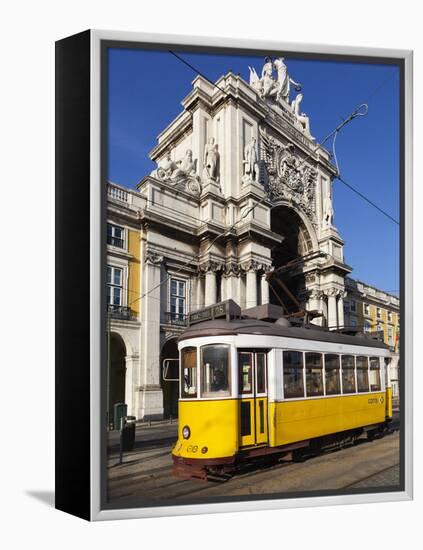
[188,299,241,326]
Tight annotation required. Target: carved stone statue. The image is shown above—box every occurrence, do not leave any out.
[291,93,312,136]
[150,149,202,196]
[243,136,259,183]
[156,153,178,180]
[203,137,219,181]
[273,57,301,103]
[172,149,197,178]
[323,189,334,228]
[249,57,302,104]
[261,57,278,98]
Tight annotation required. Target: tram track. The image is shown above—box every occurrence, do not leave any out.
[107,429,400,505]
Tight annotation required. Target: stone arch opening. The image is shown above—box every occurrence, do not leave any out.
[160,337,179,419]
[109,332,127,417]
[269,205,316,313]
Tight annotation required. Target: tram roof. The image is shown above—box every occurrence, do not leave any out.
[178,318,388,349]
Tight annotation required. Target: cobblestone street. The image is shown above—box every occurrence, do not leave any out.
[106,415,401,508]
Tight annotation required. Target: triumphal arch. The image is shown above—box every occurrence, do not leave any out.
[135,56,351,417]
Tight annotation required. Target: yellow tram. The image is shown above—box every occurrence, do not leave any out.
[171,301,393,480]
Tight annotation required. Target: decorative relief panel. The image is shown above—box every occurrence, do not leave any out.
[259,126,318,227]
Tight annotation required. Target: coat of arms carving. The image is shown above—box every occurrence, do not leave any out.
[259,126,318,225]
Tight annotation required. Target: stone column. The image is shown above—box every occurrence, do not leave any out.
[326,289,338,330]
[306,289,324,327]
[124,354,139,418]
[246,268,257,308]
[261,273,270,305]
[223,264,237,303]
[195,274,204,311]
[337,292,345,329]
[204,268,217,306]
[139,251,164,420]
[220,270,228,302]
[307,289,320,312]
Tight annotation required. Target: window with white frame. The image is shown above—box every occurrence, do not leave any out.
[364,320,371,332]
[387,310,393,323]
[107,265,123,308]
[364,303,370,316]
[350,300,356,312]
[107,223,125,248]
[170,278,186,321]
[376,307,382,319]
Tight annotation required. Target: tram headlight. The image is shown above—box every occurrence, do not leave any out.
[182,425,191,440]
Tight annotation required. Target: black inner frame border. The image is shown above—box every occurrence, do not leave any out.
[99,38,406,511]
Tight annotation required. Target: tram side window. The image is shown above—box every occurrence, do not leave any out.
[369,357,381,391]
[356,356,369,392]
[181,347,197,398]
[325,354,341,395]
[342,355,356,394]
[283,351,304,399]
[201,345,230,397]
[305,353,323,397]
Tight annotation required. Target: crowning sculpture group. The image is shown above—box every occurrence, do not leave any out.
[150,56,332,229]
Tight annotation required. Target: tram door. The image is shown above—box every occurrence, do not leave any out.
[238,350,268,447]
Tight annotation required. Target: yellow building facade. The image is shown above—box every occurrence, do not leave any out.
[344,277,400,401]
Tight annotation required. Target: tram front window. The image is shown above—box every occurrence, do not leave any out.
[181,347,197,398]
[201,345,230,397]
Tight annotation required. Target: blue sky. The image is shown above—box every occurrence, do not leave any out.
[108,48,400,294]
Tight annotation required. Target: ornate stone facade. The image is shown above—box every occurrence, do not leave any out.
[107,56,355,420]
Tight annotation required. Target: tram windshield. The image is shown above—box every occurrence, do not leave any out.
[201,344,231,397]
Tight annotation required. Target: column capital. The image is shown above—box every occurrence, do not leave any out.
[309,288,325,300]
[144,249,164,265]
[199,260,224,273]
[323,287,343,298]
[224,261,240,277]
[241,260,271,273]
